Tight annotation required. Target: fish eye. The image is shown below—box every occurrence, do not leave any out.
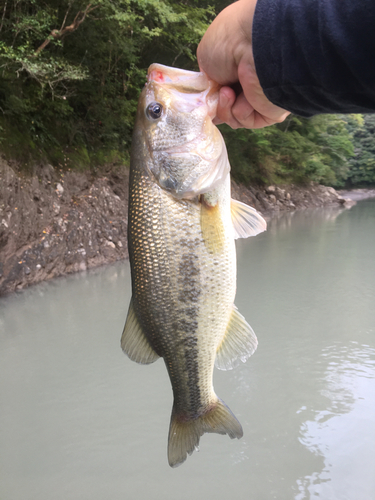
[146,102,163,120]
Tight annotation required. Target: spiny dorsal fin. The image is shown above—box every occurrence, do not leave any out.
[215,305,258,371]
[200,198,225,254]
[121,298,160,364]
[231,199,267,239]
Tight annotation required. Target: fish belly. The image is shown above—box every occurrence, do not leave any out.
[128,166,236,418]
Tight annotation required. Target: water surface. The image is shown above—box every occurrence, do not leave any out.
[1,200,375,500]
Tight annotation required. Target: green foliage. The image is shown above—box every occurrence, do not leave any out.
[345,114,375,186]
[0,0,213,167]
[223,114,353,187]
[0,0,370,188]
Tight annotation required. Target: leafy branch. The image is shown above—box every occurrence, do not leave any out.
[34,3,99,56]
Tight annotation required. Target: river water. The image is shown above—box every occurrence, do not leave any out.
[1,200,375,500]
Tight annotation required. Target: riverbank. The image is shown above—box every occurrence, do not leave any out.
[0,159,358,296]
[338,188,375,201]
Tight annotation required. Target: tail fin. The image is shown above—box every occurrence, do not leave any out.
[168,398,243,468]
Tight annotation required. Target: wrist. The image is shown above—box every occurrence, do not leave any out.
[232,0,257,69]
[197,0,257,85]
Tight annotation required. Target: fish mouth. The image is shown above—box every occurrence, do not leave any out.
[144,64,228,199]
[147,63,220,119]
[155,133,229,200]
[147,64,213,91]
[149,112,228,199]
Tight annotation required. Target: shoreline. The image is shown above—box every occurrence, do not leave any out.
[0,159,370,296]
[337,188,375,201]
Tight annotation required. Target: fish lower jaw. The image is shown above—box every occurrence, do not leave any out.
[163,132,221,162]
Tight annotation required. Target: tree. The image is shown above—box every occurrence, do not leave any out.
[223,114,353,187]
[0,0,213,165]
[0,1,362,188]
[346,114,375,186]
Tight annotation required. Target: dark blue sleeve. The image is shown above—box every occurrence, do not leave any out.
[252,0,375,117]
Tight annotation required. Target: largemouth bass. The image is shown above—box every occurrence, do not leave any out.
[121,63,266,468]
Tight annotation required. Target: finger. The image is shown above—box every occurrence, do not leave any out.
[237,58,290,127]
[251,109,291,129]
[214,87,249,129]
[232,93,290,128]
[230,92,259,128]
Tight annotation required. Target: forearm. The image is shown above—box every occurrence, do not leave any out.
[253,0,375,116]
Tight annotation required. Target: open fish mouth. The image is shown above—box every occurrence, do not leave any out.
[147,63,214,91]
[147,63,220,119]
[142,63,227,199]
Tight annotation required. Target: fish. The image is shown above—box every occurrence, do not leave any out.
[121,63,266,468]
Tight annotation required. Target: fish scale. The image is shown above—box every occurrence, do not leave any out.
[129,159,236,411]
[121,63,266,467]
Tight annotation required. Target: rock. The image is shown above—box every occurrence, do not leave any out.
[40,164,54,182]
[275,187,286,199]
[0,157,351,296]
[269,194,277,203]
[325,186,339,198]
[0,159,129,295]
[255,193,274,211]
[341,198,356,208]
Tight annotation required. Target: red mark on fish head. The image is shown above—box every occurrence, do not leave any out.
[155,71,165,82]
[149,70,165,83]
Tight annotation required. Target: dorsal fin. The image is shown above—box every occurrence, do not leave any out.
[121,298,160,364]
[231,199,267,239]
[215,306,258,371]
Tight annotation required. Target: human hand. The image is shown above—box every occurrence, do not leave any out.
[197,0,290,129]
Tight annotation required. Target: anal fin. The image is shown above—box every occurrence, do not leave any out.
[121,298,160,364]
[215,305,258,370]
[231,199,267,239]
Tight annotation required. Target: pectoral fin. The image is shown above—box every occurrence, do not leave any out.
[200,198,225,254]
[215,306,258,371]
[121,298,160,364]
[231,199,267,239]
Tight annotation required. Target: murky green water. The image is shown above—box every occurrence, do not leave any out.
[1,200,375,500]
